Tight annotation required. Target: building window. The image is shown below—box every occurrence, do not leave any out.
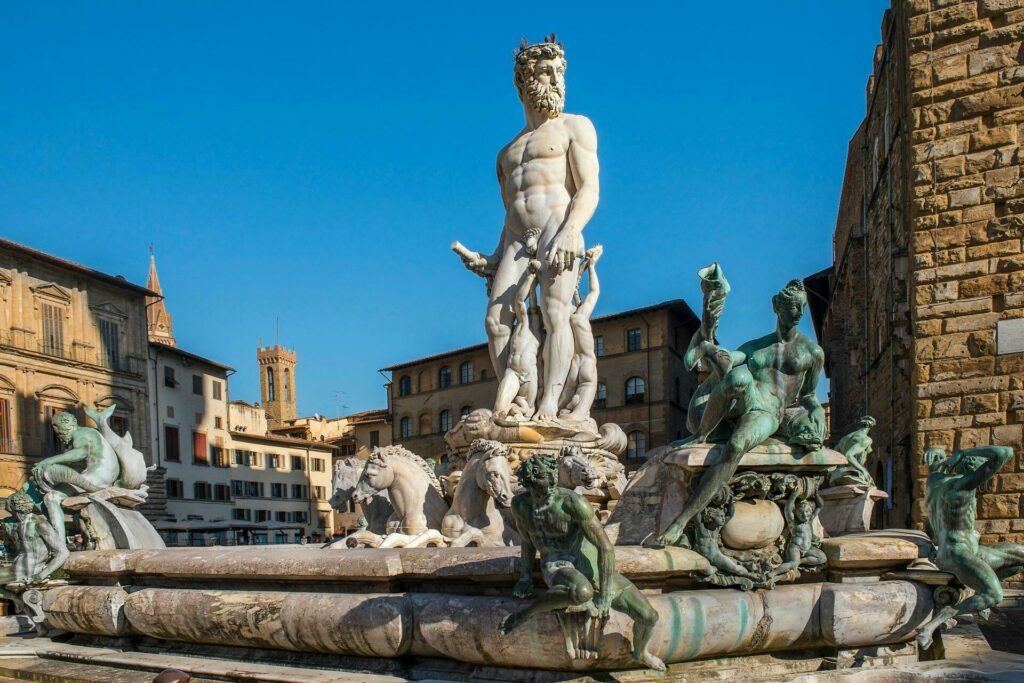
[311,457,325,472]
[255,510,270,523]
[419,414,431,436]
[267,454,280,469]
[232,508,252,522]
[595,383,607,409]
[460,405,472,418]
[192,431,209,465]
[41,303,64,357]
[291,455,305,471]
[369,430,380,448]
[594,335,604,357]
[271,483,286,498]
[293,511,308,524]
[292,484,308,499]
[627,328,642,352]
[98,319,121,370]
[625,377,645,405]
[459,362,473,384]
[0,397,10,450]
[275,510,287,522]
[164,366,176,388]
[193,481,212,500]
[398,375,412,397]
[400,417,412,438]
[627,431,647,461]
[212,381,222,400]
[438,366,452,389]
[165,425,180,461]
[166,479,184,498]
[167,406,175,418]
[267,367,276,401]
[439,410,452,433]
[211,446,228,468]
[215,416,223,430]
[214,484,231,501]
[192,374,203,395]
[313,485,326,500]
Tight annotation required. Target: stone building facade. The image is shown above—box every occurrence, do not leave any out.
[383,300,700,468]
[0,238,153,495]
[808,0,1024,538]
[144,255,334,543]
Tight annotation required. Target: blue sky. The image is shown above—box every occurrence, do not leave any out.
[1,1,889,416]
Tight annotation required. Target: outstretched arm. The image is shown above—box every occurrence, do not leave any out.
[956,446,1014,491]
[34,447,89,471]
[574,495,613,611]
[510,502,536,596]
[548,117,599,274]
[32,518,70,583]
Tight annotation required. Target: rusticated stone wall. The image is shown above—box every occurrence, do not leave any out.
[908,0,1024,540]
[812,0,1024,539]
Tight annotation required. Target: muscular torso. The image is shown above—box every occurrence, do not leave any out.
[499,116,578,241]
[741,333,818,416]
[515,491,598,579]
[928,477,979,552]
[74,430,119,487]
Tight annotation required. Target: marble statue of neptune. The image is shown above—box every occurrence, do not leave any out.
[456,35,599,421]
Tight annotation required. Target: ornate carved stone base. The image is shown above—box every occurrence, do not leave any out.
[608,439,847,587]
[443,408,627,512]
[819,485,889,536]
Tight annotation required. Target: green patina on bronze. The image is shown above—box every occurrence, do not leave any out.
[497,454,665,671]
[657,268,826,548]
[916,446,1024,650]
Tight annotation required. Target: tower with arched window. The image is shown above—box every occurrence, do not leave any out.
[257,344,297,426]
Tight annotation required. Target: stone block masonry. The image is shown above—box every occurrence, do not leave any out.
[908,0,1024,541]
[809,1,1024,540]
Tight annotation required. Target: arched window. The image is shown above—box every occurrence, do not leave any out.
[419,413,432,435]
[400,417,412,438]
[460,405,473,418]
[266,367,276,401]
[627,431,647,461]
[439,410,452,433]
[284,368,291,403]
[398,375,412,397]
[595,383,607,409]
[438,366,452,389]
[459,361,473,385]
[625,377,645,405]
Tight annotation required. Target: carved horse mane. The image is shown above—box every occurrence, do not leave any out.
[442,439,516,547]
[370,445,444,497]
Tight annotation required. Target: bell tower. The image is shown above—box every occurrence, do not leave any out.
[257,344,297,426]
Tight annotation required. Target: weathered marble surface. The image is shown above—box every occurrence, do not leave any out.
[821,530,931,569]
[37,580,933,671]
[819,485,889,536]
[61,545,711,585]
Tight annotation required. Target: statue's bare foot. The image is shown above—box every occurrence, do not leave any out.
[636,649,666,672]
[535,401,559,421]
